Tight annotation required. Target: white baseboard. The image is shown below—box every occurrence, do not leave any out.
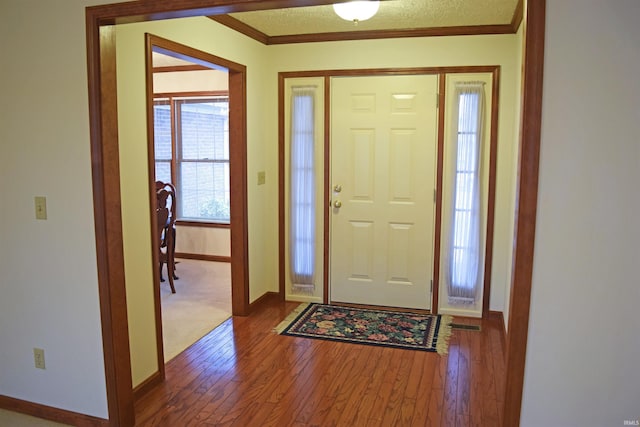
[285,294,322,303]
[438,306,482,318]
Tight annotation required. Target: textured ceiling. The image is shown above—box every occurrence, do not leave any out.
[228,0,520,37]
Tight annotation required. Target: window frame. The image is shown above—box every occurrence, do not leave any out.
[153,91,230,227]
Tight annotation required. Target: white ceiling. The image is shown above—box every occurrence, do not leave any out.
[227,0,520,37]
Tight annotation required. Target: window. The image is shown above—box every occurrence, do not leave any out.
[153,96,230,223]
[446,83,485,304]
[289,87,317,291]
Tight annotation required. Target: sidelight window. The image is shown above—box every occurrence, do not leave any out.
[447,83,485,304]
[289,87,317,292]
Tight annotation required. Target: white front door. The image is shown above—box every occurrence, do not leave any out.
[330,75,439,310]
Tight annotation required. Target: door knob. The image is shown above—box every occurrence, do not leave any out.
[333,200,342,208]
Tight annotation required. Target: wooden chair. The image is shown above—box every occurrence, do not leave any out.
[156,181,178,293]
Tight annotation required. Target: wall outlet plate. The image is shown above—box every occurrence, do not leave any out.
[33,348,46,369]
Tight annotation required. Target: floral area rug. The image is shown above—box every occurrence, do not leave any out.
[274,303,452,354]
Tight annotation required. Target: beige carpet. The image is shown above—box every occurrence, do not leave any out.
[161,258,232,362]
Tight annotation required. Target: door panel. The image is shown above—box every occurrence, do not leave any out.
[330,75,439,310]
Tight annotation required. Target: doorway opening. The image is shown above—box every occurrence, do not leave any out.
[144,34,249,370]
[147,44,234,363]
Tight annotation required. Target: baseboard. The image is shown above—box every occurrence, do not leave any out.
[0,395,108,427]
[249,291,280,312]
[488,310,506,335]
[438,306,482,318]
[286,294,323,304]
[133,370,163,402]
[489,310,507,357]
[175,252,231,263]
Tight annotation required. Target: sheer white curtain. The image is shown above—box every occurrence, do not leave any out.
[446,82,485,304]
[289,87,317,293]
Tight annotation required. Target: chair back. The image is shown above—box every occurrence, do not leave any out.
[155,181,177,227]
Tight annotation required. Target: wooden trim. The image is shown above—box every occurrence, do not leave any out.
[152,64,210,73]
[0,395,108,427]
[93,0,349,21]
[88,0,341,26]
[176,220,230,229]
[149,35,246,73]
[228,62,250,317]
[504,1,546,425]
[323,75,331,305]
[248,291,280,311]
[278,73,286,300]
[431,74,447,315]
[85,12,134,427]
[269,24,516,45]
[511,0,525,33]
[154,90,229,98]
[279,66,501,79]
[175,252,231,263]
[209,15,269,44]
[132,372,162,402]
[144,34,167,388]
[482,67,501,317]
[169,93,178,186]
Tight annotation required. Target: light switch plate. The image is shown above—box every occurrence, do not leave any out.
[35,196,47,220]
[257,171,266,185]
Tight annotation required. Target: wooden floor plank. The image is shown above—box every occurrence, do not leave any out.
[134,297,506,426]
[456,330,471,416]
[441,333,460,427]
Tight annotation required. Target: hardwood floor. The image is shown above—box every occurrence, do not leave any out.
[135,296,506,426]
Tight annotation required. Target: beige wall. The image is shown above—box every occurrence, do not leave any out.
[153,69,229,93]
[176,226,231,257]
[0,0,120,419]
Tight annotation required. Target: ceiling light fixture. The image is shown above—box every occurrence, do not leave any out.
[333,1,380,24]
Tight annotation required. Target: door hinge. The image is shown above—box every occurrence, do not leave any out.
[433,188,436,203]
[436,93,440,108]
[430,280,433,293]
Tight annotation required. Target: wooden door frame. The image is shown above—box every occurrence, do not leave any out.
[278,66,499,316]
[143,34,247,388]
[86,1,544,426]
